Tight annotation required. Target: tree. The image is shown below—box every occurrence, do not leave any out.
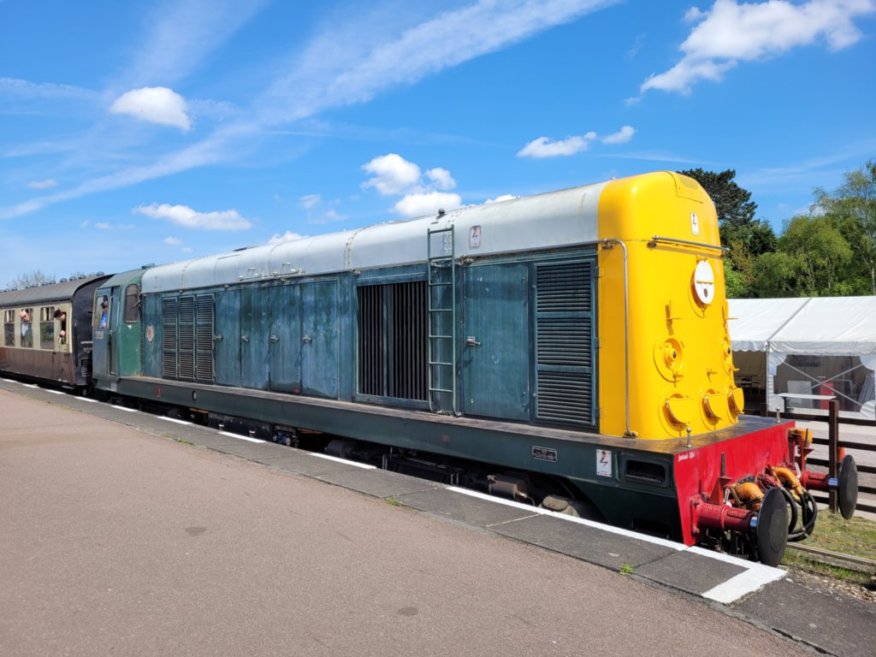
[7,270,56,290]
[680,168,757,231]
[778,216,853,295]
[753,251,801,297]
[812,160,876,294]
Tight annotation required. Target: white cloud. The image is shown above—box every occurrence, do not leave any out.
[0,77,97,102]
[261,0,619,124]
[602,125,635,144]
[125,0,269,86]
[134,203,252,230]
[362,153,421,195]
[426,167,456,190]
[393,191,462,218]
[641,0,876,94]
[182,247,194,253]
[92,222,134,231]
[485,194,517,204]
[110,87,192,130]
[267,230,306,244]
[361,154,463,215]
[517,134,594,158]
[311,209,347,224]
[27,179,58,190]
[299,194,322,209]
[164,236,182,246]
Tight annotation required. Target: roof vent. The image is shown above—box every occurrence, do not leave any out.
[437,208,445,218]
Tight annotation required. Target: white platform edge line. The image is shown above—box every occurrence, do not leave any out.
[446,486,686,550]
[21,383,38,388]
[702,566,786,604]
[311,453,376,469]
[218,431,263,443]
[45,389,64,395]
[75,397,98,403]
[158,416,193,426]
[114,406,138,413]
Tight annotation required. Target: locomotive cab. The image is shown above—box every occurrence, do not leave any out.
[92,270,143,393]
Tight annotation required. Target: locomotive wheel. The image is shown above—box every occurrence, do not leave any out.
[756,487,789,567]
[838,454,859,520]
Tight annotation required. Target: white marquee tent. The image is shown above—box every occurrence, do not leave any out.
[728,296,876,420]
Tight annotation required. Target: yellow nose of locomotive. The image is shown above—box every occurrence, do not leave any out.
[596,172,743,439]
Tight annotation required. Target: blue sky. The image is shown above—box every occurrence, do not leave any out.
[1,0,874,286]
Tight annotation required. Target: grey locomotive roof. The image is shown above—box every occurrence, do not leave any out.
[0,275,109,307]
[101,269,144,289]
[142,180,607,294]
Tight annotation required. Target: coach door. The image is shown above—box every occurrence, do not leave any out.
[461,263,531,421]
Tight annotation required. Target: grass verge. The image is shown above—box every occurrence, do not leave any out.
[782,511,876,587]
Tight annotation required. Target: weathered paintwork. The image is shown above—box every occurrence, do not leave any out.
[92,269,143,389]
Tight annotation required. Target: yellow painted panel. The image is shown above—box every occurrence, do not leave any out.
[596,172,742,439]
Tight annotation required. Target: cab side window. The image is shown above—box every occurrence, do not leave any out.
[124,284,140,323]
[96,294,110,329]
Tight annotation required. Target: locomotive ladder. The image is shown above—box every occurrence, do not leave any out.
[426,225,457,414]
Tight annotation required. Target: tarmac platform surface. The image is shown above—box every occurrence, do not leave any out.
[1,379,873,657]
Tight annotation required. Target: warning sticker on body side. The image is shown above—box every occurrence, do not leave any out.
[596,449,612,477]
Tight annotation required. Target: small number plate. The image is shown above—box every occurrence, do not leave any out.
[532,446,557,463]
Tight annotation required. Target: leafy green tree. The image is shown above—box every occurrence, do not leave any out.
[778,215,853,295]
[753,251,801,297]
[812,160,876,294]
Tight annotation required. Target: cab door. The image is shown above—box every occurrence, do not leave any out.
[108,287,121,376]
[92,288,113,379]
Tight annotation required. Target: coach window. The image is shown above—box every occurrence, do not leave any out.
[3,310,14,347]
[54,308,67,344]
[124,284,140,323]
[19,308,33,348]
[39,307,55,349]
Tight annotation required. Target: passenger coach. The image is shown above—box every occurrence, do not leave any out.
[0,275,109,388]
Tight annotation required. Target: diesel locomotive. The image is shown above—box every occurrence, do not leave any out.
[0,171,858,565]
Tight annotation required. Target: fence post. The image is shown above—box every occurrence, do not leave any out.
[828,399,839,513]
